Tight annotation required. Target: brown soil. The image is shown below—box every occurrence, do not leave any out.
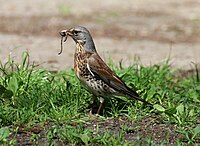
[9,116,184,146]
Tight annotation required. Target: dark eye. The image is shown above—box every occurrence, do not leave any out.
[73,30,79,36]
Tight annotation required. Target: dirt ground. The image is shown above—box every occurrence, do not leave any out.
[0,0,200,71]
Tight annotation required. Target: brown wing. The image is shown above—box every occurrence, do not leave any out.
[87,53,152,105]
[87,53,142,99]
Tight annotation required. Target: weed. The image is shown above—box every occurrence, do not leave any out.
[0,52,200,145]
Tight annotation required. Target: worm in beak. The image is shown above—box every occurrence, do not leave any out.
[58,30,68,55]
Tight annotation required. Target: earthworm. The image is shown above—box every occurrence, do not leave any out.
[58,31,68,55]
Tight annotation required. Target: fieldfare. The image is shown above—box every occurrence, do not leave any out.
[59,26,152,114]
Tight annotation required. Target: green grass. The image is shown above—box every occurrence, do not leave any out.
[0,52,200,145]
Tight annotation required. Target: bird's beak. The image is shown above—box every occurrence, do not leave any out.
[59,28,75,43]
[66,28,74,36]
[59,28,73,37]
[58,29,73,55]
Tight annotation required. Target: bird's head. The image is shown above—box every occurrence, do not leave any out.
[59,26,96,54]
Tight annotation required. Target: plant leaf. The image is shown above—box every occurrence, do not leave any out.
[0,85,13,99]
[153,104,165,112]
[193,125,200,136]
[176,104,184,115]
[8,76,18,94]
[0,127,10,142]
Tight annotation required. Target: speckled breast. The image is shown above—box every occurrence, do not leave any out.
[74,43,89,79]
[73,43,115,96]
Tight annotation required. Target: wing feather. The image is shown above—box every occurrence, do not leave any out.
[87,53,139,98]
[87,53,152,105]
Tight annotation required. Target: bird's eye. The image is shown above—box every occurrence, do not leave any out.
[73,30,79,36]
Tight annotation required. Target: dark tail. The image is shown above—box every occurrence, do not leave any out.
[125,87,153,107]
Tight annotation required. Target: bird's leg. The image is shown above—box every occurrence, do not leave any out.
[89,95,98,115]
[97,97,104,115]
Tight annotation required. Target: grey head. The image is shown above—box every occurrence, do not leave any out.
[64,26,96,53]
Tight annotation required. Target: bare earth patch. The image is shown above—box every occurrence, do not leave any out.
[0,0,200,70]
[8,115,183,145]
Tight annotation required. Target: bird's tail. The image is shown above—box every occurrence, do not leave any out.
[125,87,153,107]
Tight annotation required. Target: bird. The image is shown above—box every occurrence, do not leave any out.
[59,26,152,114]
